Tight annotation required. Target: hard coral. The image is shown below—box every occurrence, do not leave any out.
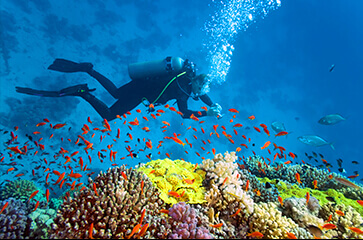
[0,198,31,239]
[168,202,212,239]
[0,179,43,203]
[49,165,169,239]
[137,158,207,204]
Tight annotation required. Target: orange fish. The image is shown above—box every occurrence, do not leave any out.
[53,123,66,129]
[139,208,146,225]
[278,196,284,207]
[284,160,292,165]
[93,183,99,196]
[36,122,47,127]
[253,126,261,133]
[6,167,15,174]
[89,223,94,239]
[212,148,216,156]
[210,223,223,228]
[228,108,239,113]
[7,146,23,154]
[146,141,152,150]
[320,223,337,230]
[46,189,50,203]
[313,180,318,189]
[69,173,82,179]
[121,171,127,181]
[357,200,363,206]
[245,180,250,191]
[160,209,169,214]
[347,227,363,235]
[275,131,289,137]
[33,201,40,212]
[247,231,264,238]
[136,223,149,238]
[171,137,185,146]
[325,214,332,222]
[28,190,39,203]
[306,192,310,205]
[286,232,297,239]
[168,191,180,198]
[183,178,195,184]
[260,141,271,150]
[240,143,248,149]
[248,115,255,120]
[335,210,344,216]
[0,201,9,214]
[231,208,241,217]
[295,173,302,184]
[222,177,228,186]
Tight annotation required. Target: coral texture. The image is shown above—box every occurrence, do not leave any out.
[49,165,169,239]
[168,202,212,239]
[0,198,30,239]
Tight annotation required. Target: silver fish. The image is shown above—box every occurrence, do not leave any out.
[318,114,345,125]
[271,121,286,133]
[297,135,334,150]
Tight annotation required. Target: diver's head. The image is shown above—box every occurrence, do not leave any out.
[192,74,210,96]
[183,59,196,78]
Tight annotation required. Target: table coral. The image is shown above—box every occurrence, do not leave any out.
[49,165,169,239]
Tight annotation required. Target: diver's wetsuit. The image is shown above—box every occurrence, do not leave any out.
[82,69,213,121]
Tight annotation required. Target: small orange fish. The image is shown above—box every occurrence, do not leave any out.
[33,201,40,212]
[93,183,99,196]
[335,210,344,216]
[228,108,239,113]
[278,196,284,207]
[168,191,180,198]
[136,223,149,238]
[253,126,261,133]
[183,178,195,184]
[121,171,127,181]
[222,177,228,186]
[286,232,297,239]
[139,208,146,225]
[146,141,152,150]
[306,192,310,205]
[275,131,289,137]
[328,174,333,180]
[295,173,302,184]
[320,223,337,230]
[247,231,264,238]
[357,200,363,206]
[347,227,363,235]
[284,160,292,165]
[231,208,241,217]
[28,190,39,203]
[313,180,318,189]
[0,202,9,214]
[325,214,332,222]
[6,167,15,174]
[89,223,94,239]
[233,123,243,128]
[248,115,255,120]
[245,180,250,191]
[260,141,271,150]
[53,123,66,129]
[210,223,223,228]
[46,189,50,203]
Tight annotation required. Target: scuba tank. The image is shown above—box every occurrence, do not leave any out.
[128,56,185,81]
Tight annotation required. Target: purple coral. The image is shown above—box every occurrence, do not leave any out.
[0,198,30,239]
[168,202,212,239]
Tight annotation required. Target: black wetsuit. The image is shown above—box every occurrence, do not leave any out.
[82,69,214,120]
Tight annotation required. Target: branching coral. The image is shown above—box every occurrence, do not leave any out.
[0,179,45,203]
[49,165,169,239]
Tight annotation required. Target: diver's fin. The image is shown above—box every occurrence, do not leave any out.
[15,86,60,97]
[48,58,93,73]
[59,84,96,96]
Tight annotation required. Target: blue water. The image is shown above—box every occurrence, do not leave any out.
[0,0,362,202]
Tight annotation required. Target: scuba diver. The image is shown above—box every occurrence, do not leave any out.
[15,57,222,121]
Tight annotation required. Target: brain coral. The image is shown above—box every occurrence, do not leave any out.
[49,165,170,239]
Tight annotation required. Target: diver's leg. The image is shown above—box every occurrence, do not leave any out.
[88,70,119,99]
[81,93,116,121]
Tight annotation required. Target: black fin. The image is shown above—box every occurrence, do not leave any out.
[48,58,93,73]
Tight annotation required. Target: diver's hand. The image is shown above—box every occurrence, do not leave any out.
[207,103,222,117]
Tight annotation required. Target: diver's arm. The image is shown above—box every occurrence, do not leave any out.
[177,99,207,119]
[199,94,213,106]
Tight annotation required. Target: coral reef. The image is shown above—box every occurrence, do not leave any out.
[28,208,57,239]
[319,202,363,239]
[49,165,170,239]
[249,201,312,239]
[0,198,31,239]
[137,158,207,204]
[0,179,44,203]
[167,202,212,239]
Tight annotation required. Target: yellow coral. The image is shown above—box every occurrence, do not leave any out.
[137,158,206,205]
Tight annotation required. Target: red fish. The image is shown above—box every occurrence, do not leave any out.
[0,202,9,214]
[228,108,239,113]
[28,190,39,203]
[53,123,66,129]
[275,131,289,137]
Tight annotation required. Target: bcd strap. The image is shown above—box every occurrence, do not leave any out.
[142,71,187,108]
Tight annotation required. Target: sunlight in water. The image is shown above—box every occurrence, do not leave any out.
[203,0,282,89]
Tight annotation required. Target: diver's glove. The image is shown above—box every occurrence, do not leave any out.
[207,103,222,117]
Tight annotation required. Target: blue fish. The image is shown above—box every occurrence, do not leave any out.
[298,135,334,150]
